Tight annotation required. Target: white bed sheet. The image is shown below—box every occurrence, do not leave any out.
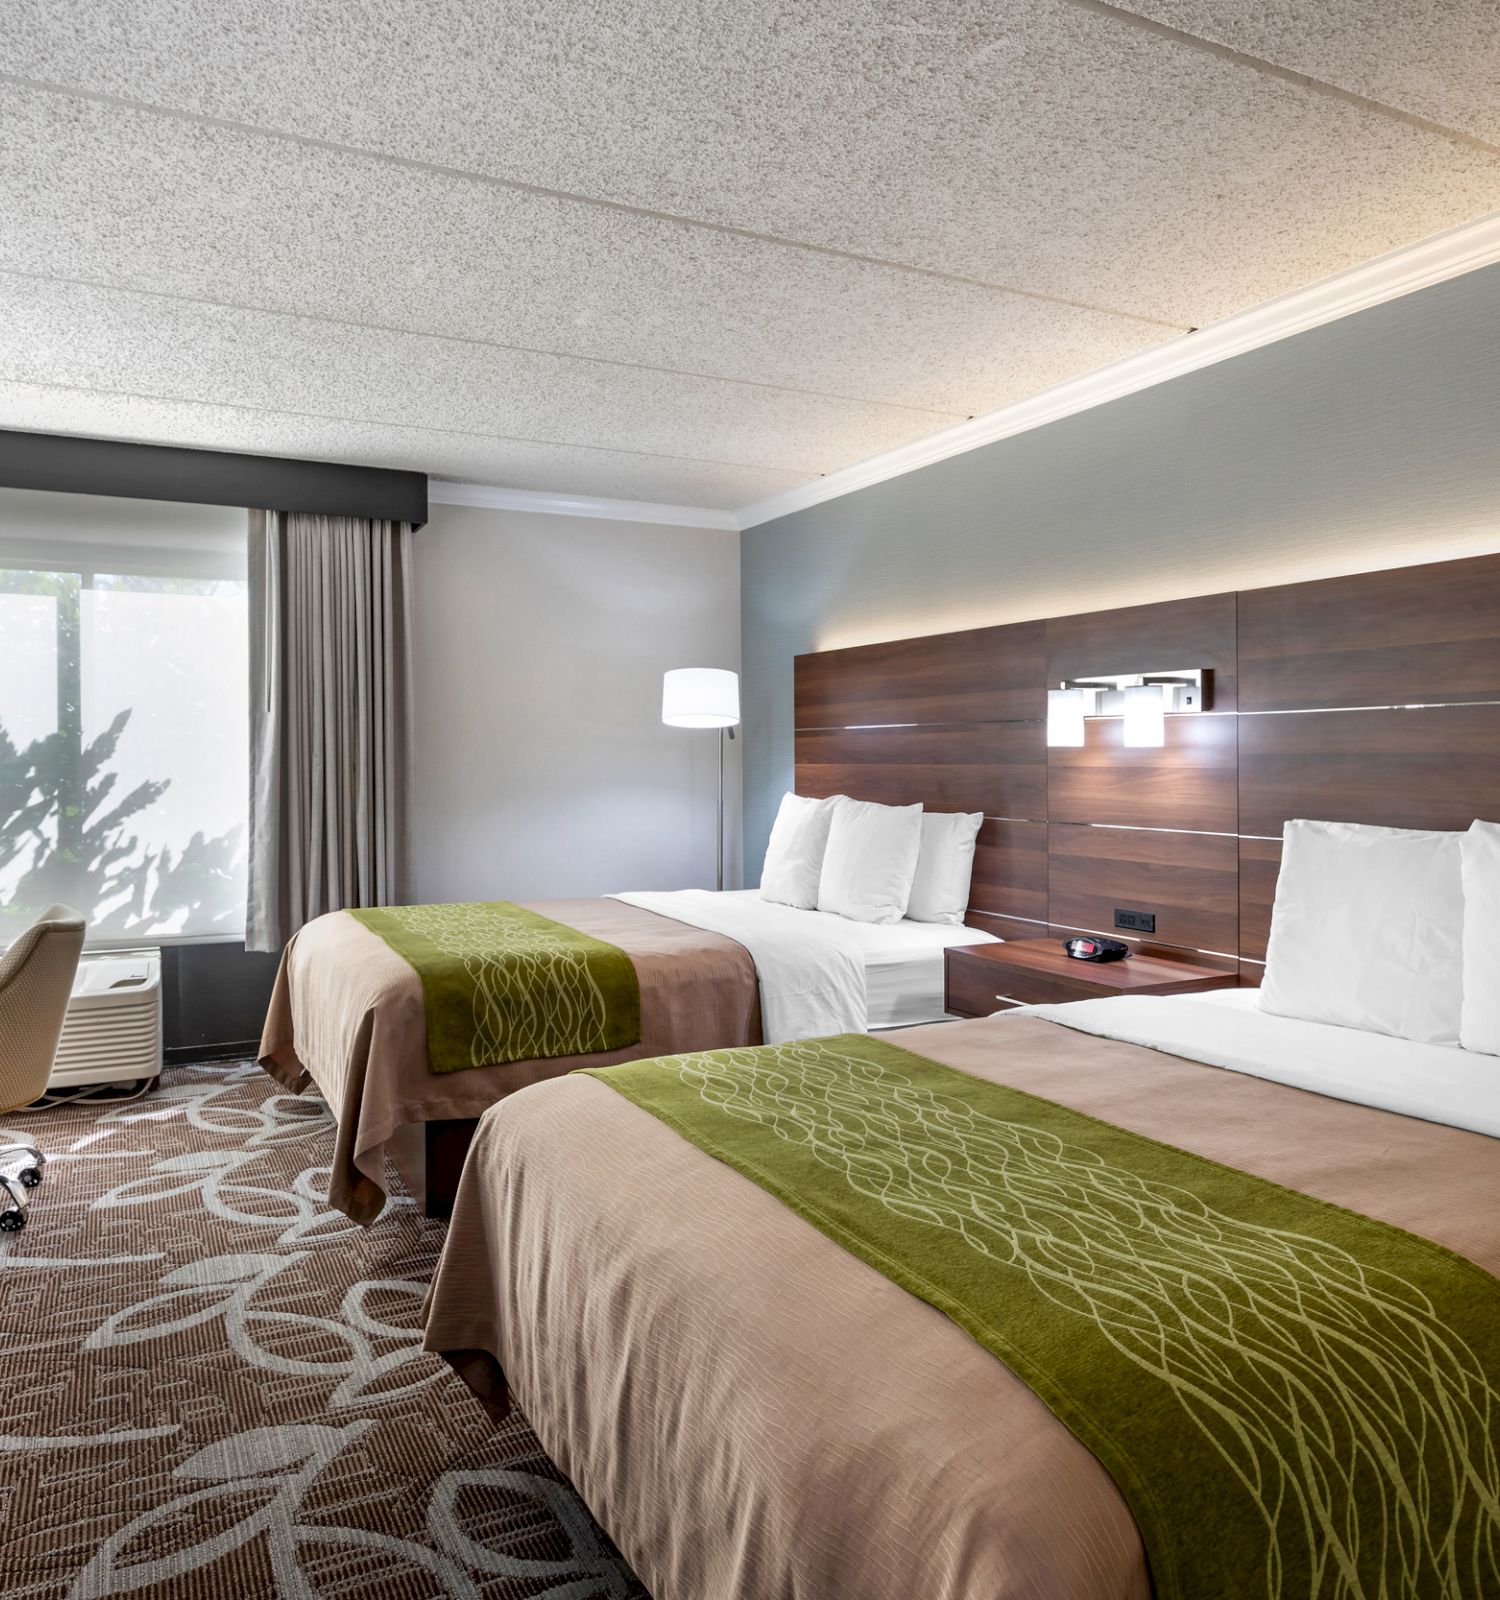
[621,891,998,1035]
[841,911,1001,1029]
[1024,987,1500,1140]
[715,891,998,1030]
[611,888,867,1042]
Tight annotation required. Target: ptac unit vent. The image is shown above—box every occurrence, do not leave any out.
[51,950,163,1088]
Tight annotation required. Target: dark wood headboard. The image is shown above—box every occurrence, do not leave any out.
[794,553,1500,982]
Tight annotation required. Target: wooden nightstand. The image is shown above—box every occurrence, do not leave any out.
[944,938,1240,1017]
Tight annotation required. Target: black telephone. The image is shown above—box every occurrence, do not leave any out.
[1062,935,1131,963]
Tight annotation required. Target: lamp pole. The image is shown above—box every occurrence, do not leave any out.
[716,725,737,891]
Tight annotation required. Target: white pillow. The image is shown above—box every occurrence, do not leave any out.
[1460,820,1500,1055]
[817,798,924,924]
[905,810,984,924]
[760,792,843,909]
[1259,819,1464,1045]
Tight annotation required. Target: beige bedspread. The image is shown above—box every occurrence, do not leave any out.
[422,1012,1500,1600]
[258,898,760,1222]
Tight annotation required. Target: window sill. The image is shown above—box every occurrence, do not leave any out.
[83,931,251,952]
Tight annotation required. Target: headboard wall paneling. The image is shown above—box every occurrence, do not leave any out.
[792,551,1500,980]
[1048,825,1239,956]
[794,620,1045,727]
[1046,716,1239,834]
[1045,591,1240,710]
[1238,703,1500,837]
[970,819,1049,925]
[793,722,1046,818]
[1238,553,1500,712]
[966,910,1055,940]
[1237,836,1283,963]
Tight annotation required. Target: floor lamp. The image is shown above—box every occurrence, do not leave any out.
[661,667,739,891]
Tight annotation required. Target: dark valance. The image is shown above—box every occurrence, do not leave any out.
[0,429,427,526]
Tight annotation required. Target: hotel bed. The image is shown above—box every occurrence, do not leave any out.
[422,987,1500,1600]
[258,888,994,1222]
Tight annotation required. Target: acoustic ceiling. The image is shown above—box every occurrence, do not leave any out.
[3,0,1498,511]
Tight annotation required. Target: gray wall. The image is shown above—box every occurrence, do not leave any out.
[741,261,1500,877]
[412,501,742,901]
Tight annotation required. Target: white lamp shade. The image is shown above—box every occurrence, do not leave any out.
[662,667,740,728]
[1046,688,1086,748]
[1122,683,1167,748]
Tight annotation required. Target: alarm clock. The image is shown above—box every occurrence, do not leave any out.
[1062,935,1131,963]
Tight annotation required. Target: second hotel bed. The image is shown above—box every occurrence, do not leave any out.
[422,985,1500,1600]
[258,887,995,1219]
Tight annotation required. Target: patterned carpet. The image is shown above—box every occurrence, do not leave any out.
[0,1060,648,1599]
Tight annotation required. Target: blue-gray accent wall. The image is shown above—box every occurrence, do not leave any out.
[740,260,1500,879]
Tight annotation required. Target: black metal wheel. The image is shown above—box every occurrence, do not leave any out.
[18,1167,42,1189]
[0,1209,25,1232]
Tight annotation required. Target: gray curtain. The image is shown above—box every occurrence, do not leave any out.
[246,510,414,953]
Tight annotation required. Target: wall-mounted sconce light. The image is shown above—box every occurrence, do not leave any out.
[1046,688,1087,748]
[1122,683,1167,748]
[1044,669,1209,749]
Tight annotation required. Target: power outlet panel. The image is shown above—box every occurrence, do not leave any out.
[1114,908,1156,934]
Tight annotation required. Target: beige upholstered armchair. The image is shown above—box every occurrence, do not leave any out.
[0,904,86,1232]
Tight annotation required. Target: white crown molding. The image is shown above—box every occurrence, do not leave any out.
[427,478,738,531]
[429,210,1500,535]
[736,207,1500,530]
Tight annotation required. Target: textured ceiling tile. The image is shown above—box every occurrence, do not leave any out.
[3,0,1499,506]
[3,0,1497,324]
[1123,1,1500,145]
[0,276,954,475]
[0,89,1160,417]
[0,380,805,507]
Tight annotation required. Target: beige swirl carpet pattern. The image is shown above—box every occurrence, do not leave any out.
[0,1060,648,1600]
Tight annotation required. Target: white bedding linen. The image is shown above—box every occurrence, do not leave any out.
[817,797,924,924]
[1025,988,1500,1139]
[711,890,997,1030]
[759,792,841,909]
[905,809,984,924]
[611,888,868,1042]
[1259,819,1465,1045]
[1461,820,1500,1056]
[841,911,1000,1029]
[611,890,998,1039]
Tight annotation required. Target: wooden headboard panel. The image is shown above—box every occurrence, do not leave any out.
[794,553,1500,982]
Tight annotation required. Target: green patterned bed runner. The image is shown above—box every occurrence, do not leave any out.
[350,902,639,1072]
[585,1034,1500,1600]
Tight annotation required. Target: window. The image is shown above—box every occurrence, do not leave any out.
[0,489,248,944]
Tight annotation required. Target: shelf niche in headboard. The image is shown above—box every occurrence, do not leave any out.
[793,550,1500,981]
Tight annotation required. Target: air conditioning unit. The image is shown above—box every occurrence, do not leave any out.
[50,949,163,1088]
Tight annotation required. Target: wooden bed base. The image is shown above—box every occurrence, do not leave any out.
[423,1117,480,1219]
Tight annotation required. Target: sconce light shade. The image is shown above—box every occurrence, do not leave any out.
[1122,683,1167,748]
[1046,688,1087,748]
[662,667,740,728]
